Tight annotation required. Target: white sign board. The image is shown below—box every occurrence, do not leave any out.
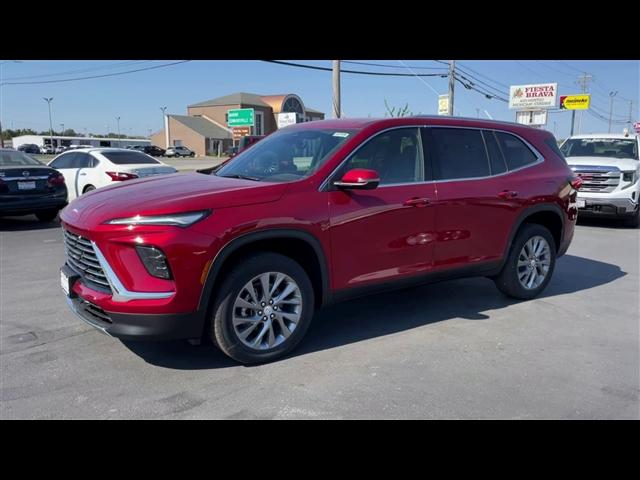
[438,95,449,115]
[509,83,558,110]
[277,112,297,129]
[515,110,548,126]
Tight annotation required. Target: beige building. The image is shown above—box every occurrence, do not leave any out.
[151,92,325,156]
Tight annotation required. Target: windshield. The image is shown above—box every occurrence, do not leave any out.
[101,151,160,165]
[216,128,356,182]
[560,138,638,160]
[0,150,43,166]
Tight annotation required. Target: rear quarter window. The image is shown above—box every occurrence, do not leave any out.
[495,132,539,170]
[101,151,160,165]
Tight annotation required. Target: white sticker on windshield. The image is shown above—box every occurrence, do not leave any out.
[333,132,350,138]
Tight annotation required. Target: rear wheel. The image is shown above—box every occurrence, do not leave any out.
[35,209,59,222]
[209,252,314,364]
[493,224,556,299]
[83,185,96,194]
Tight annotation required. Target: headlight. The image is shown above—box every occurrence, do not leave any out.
[105,210,210,227]
[622,171,636,183]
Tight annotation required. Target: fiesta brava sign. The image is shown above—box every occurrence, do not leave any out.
[509,83,558,110]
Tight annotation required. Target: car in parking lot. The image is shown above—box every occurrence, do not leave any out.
[39,145,54,154]
[59,117,578,364]
[17,144,41,154]
[131,145,166,157]
[560,132,639,227]
[48,147,177,201]
[55,146,68,154]
[165,145,194,157]
[0,148,67,221]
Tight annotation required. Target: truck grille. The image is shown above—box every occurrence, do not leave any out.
[63,228,112,292]
[572,166,620,193]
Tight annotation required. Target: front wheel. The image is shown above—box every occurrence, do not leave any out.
[493,224,556,300]
[209,252,314,364]
[623,209,639,228]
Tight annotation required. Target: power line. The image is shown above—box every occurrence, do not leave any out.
[395,60,442,97]
[454,75,509,102]
[262,60,449,77]
[0,60,152,81]
[455,62,510,89]
[454,71,508,97]
[342,60,447,71]
[0,61,191,86]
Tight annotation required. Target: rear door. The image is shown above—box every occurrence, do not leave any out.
[425,127,522,271]
[49,152,80,200]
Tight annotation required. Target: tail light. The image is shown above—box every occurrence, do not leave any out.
[106,171,138,181]
[570,176,583,190]
[47,172,65,187]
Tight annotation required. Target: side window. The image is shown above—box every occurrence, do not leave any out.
[338,128,424,185]
[50,153,75,169]
[429,128,490,180]
[482,130,507,175]
[495,132,538,170]
[75,153,93,168]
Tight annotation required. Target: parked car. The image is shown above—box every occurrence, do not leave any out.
[0,148,67,221]
[131,145,166,157]
[199,136,266,175]
[560,132,639,227]
[165,145,195,157]
[40,145,55,154]
[55,146,68,154]
[48,147,177,201]
[18,144,40,154]
[59,117,578,364]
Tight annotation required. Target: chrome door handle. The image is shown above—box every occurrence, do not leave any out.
[498,190,518,199]
[403,197,430,207]
[80,172,87,176]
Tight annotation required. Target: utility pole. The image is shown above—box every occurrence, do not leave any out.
[448,60,456,116]
[60,123,64,136]
[628,100,634,130]
[608,91,618,133]
[575,73,592,134]
[332,60,341,118]
[116,116,121,147]
[43,97,54,150]
[160,106,168,148]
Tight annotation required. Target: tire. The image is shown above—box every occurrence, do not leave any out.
[209,252,314,364]
[35,209,59,222]
[493,223,556,300]
[83,185,96,194]
[190,152,195,157]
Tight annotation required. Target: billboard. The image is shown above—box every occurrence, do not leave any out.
[277,112,297,129]
[509,83,558,110]
[515,109,548,126]
[227,108,254,127]
[560,94,591,110]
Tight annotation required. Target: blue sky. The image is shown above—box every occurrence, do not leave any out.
[1,60,637,140]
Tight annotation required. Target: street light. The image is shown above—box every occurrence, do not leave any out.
[43,97,54,150]
[116,116,121,147]
[608,91,618,133]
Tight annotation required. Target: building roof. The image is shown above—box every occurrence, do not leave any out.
[188,92,270,108]
[305,106,324,115]
[170,115,232,139]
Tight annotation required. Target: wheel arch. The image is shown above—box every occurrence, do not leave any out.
[198,229,331,316]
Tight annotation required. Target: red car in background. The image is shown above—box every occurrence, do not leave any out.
[59,117,578,364]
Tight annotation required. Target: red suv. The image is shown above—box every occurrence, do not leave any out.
[60,117,578,364]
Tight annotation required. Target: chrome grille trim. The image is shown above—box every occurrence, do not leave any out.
[571,166,621,194]
[63,228,111,290]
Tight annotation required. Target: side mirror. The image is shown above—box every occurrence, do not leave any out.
[333,168,380,190]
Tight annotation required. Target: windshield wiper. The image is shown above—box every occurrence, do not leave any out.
[217,173,261,181]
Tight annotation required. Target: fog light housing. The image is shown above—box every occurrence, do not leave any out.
[136,246,172,279]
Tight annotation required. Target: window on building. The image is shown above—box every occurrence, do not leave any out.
[253,111,264,136]
[429,128,490,180]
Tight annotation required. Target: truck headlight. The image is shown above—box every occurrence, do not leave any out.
[622,171,636,183]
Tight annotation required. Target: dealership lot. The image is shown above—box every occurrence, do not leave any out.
[0,216,638,419]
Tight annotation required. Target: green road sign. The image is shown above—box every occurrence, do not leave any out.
[227,108,254,127]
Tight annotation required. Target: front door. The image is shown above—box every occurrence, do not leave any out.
[328,127,437,292]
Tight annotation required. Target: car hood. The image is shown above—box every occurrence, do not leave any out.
[566,156,639,171]
[60,172,288,228]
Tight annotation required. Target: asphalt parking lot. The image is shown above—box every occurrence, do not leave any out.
[0,216,638,419]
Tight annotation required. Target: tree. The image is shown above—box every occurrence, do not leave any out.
[384,99,413,117]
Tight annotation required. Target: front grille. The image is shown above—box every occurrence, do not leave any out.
[573,169,620,193]
[63,228,112,292]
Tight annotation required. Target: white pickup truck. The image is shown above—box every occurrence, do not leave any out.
[560,132,639,227]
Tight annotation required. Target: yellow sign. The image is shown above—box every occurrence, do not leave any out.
[438,95,449,115]
[560,94,591,110]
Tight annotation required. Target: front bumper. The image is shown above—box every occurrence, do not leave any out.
[66,292,205,340]
[577,194,639,218]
